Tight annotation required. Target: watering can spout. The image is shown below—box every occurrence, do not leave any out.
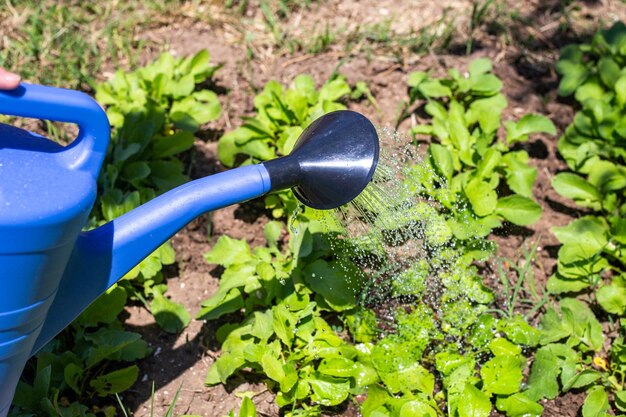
[32,164,273,353]
[32,109,379,353]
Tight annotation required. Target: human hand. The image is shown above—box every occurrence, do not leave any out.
[0,67,20,90]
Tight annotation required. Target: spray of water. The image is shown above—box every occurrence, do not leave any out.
[289,127,493,340]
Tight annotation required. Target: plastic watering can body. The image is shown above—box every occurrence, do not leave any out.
[0,83,378,415]
[0,84,109,416]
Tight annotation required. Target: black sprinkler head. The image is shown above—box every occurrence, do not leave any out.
[263,110,379,210]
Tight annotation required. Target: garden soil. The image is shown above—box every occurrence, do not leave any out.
[116,1,626,416]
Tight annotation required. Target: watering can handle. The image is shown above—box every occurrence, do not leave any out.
[0,82,110,177]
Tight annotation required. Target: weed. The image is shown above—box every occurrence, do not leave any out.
[307,24,335,54]
[115,382,201,417]
[344,13,456,62]
[0,1,137,90]
[493,241,549,319]
[466,0,495,54]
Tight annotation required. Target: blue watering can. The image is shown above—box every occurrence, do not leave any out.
[0,83,379,415]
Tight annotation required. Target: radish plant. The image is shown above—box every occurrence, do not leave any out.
[406,58,555,232]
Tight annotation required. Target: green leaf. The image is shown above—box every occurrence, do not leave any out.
[256,262,276,281]
[557,61,589,96]
[615,75,626,107]
[495,195,542,226]
[319,77,351,102]
[148,160,188,192]
[272,303,297,347]
[77,285,127,326]
[499,315,540,346]
[495,393,543,417]
[83,329,142,367]
[449,113,472,158]
[208,350,246,384]
[612,219,626,245]
[261,351,285,384]
[186,49,215,81]
[547,273,591,294]
[470,73,503,96]
[587,159,626,192]
[487,338,518,358]
[425,100,448,120]
[615,390,626,412]
[218,132,242,167]
[481,355,523,395]
[379,362,435,395]
[582,386,609,417]
[552,173,601,206]
[250,310,274,340]
[574,79,606,102]
[475,148,501,180]
[464,179,497,217]
[526,344,578,401]
[122,161,151,185]
[469,58,493,76]
[419,79,452,98]
[303,260,362,311]
[170,91,221,131]
[597,279,626,315]
[34,365,52,399]
[361,385,392,417]
[552,216,607,249]
[101,189,141,221]
[539,307,572,343]
[353,361,379,387]
[398,400,439,417]
[264,221,283,246]
[598,57,621,88]
[429,144,454,180]
[467,94,507,134]
[408,71,428,87]
[307,373,350,406]
[63,363,83,395]
[153,131,195,158]
[281,361,299,393]
[558,242,601,264]
[562,369,602,391]
[163,74,196,99]
[197,288,244,321]
[503,152,537,198]
[150,290,191,333]
[90,365,138,397]
[560,298,604,351]
[458,383,491,417]
[318,357,357,378]
[205,236,252,267]
[506,114,556,144]
[238,397,257,417]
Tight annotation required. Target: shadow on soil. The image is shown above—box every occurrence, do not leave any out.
[505,0,601,96]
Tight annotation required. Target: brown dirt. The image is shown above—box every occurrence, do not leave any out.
[112,1,626,416]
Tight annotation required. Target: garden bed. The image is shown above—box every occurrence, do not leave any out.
[113,2,625,415]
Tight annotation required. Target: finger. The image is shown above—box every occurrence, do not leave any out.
[0,67,21,90]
